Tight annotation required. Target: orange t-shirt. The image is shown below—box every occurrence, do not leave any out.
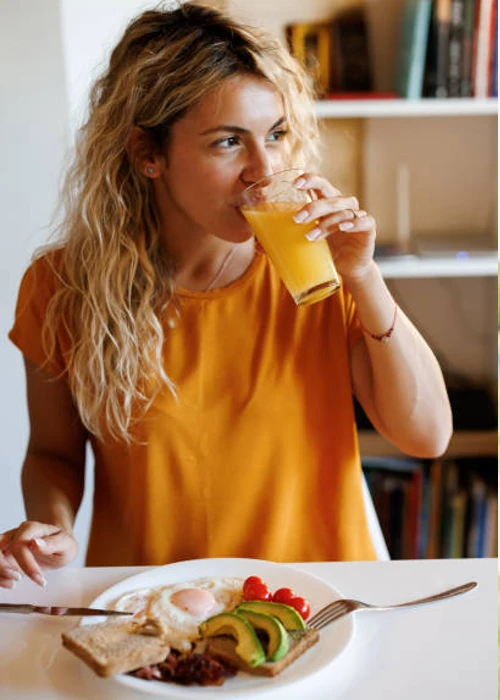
[9,251,376,565]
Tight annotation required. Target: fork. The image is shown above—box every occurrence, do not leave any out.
[308,581,477,630]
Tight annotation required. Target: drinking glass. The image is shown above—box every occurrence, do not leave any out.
[240,169,340,306]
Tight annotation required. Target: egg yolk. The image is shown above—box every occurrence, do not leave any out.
[170,588,217,618]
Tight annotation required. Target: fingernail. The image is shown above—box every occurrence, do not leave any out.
[5,569,22,581]
[295,177,306,188]
[305,227,321,241]
[1,580,15,590]
[33,573,47,588]
[33,538,46,549]
[339,222,354,231]
[293,210,308,223]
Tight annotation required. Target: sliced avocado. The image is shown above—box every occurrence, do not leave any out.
[235,601,306,631]
[236,609,289,662]
[199,612,266,667]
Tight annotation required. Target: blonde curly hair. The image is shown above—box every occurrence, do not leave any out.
[38,1,320,442]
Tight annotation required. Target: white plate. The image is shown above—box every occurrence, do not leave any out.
[84,558,355,698]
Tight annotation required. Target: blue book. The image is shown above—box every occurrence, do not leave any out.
[397,0,434,98]
[490,0,498,95]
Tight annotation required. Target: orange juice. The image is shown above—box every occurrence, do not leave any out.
[242,202,340,305]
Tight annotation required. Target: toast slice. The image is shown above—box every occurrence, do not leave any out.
[205,627,319,677]
[61,617,170,678]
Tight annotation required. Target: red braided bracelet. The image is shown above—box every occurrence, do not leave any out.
[359,303,398,343]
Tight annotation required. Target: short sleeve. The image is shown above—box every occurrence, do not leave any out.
[8,254,67,377]
[341,283,363,350]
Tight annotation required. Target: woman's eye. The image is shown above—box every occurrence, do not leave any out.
[268,129,289,142]
[213,136,240,148]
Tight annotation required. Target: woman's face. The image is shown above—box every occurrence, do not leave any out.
[156,74,289,242]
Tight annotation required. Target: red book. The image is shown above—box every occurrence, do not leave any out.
[472,0,495,96]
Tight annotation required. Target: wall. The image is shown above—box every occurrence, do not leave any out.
[0,0,70,533]
[0,0,160,563]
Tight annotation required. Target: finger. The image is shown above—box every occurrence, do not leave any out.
[293,196,359,226]
[303,208,361,236]
[5,542,47,587]
[338,213,376,233]
[294,173,340,198]
[2,521,61,555]
[0,548,22,576]
[30,533,73,562]
[306,215,376,242]
[0,529,17,550]
[0,568,22,582]
[0,578,17,590]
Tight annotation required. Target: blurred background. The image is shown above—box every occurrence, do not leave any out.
[1,0,497,562]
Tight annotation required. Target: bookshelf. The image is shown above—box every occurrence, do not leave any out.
[315,97,498,118]
[221,0,498,559]
[375,253,497,278]
[359,429,498,459]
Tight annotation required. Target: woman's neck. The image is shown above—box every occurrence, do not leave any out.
[159,223,255,293]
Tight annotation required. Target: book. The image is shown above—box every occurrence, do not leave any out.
[424,0,453,97]
[487,0,498,95]
[472,0,495,96]
[286,22,332,97]
[465,473,488,556]
[461,0,477,95]
[396,0,433,98]
[449,489,468,557]
[330,8,373,93]
[448,0,466,96]
[484,491,498,556]
[426,459,444,557]
[363,458,425,559]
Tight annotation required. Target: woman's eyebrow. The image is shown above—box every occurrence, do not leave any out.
[200,117,287,136]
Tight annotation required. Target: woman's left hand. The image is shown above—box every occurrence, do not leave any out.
[293,173,376,284]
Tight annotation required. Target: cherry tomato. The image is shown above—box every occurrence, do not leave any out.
[242,576,272,602]
[287,595,311,621]
[272,587,295,605]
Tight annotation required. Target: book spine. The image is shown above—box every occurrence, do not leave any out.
[472,0,495,96]
[424,0,453,96]
[397,0,433,98]
[487,0,498,94]
[460,0,477,95]
[448,0,466,95]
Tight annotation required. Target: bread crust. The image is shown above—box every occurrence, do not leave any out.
[205,628,320,677]
[61,618,170,678]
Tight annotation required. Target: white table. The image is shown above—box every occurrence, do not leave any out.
[0,558,496,699]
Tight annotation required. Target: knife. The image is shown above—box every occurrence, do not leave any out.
[0,603,133,617]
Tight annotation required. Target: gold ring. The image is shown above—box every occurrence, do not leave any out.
[353,209,366,219]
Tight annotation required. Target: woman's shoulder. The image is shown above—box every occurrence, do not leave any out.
[21,246,66,288]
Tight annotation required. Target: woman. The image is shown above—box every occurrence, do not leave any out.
[1,2,452,589]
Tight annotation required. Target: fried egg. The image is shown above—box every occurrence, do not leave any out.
[114,577,244,651]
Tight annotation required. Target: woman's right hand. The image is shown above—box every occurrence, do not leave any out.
[0,521,79,589]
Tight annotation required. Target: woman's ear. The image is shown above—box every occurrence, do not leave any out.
[125,126,163,178]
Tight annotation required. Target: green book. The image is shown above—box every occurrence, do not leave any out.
[397,0,433,98]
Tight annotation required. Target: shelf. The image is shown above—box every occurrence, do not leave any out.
[375,253,498,279]
[315,98,498,119]
[359,430,498,459]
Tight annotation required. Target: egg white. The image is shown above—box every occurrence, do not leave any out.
[114,576,244,651]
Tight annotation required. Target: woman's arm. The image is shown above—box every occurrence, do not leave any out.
[292,172,453,458]
[347,261,452,457]
[0,357,87,588]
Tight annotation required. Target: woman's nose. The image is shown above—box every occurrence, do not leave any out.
[241,148,280,186]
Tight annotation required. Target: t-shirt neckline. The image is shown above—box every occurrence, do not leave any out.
[176,251,264,299]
